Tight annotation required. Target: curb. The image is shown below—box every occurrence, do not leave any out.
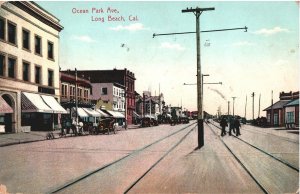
[0,139,46,147]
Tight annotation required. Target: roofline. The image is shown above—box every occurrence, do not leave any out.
[10,1,64,32]
[31,1,60,22]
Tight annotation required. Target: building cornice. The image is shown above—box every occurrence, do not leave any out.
[10,1,63,32]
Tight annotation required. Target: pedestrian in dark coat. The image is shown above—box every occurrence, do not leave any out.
[229,117,235,136]
[234,118,241,136]
[220,117,228,136]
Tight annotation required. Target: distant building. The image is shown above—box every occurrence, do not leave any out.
[263,91,299,127]
[61,68,136,124]
[284,98,299,128]
[91,82,125,114]
[135,91,143,123]
[60,71,92,106]
[0,2,64,132]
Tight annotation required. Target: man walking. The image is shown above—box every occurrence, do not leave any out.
[234,117,241,136]
[228,117,235,136]
[220,117,228,136]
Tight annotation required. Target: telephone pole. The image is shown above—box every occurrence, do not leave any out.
[75,68,78,126]
[258,93,261,117]
[271,90,273,126]
[251,92,255,121]
[228,101,230,116]
[182,7,215,149]
[244,95,247,119]
[153,7,247,149]
[232,97,237,117]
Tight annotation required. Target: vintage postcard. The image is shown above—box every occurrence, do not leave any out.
[0,1,299,193]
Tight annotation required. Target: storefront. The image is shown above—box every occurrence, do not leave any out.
[0,95,14,133]
[21,92,67,131]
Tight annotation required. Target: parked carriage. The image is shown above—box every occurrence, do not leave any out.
[141,117,151,127]
[93,118,116,135]
[151,118,159,126]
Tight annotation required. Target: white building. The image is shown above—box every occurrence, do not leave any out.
[0,2,64,132]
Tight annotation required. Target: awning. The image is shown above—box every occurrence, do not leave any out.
[76,107,89,117]
[145,114,155,119]
[106,110,125,118]
[22,92,53,113]
[83,108,101,117]
[41,95,67,114]
[133,111,140,118]
[96,109,109,117]
[0,96,13,113]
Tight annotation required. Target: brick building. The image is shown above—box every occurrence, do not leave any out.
[263,91,299,127]
[61,68,136,124]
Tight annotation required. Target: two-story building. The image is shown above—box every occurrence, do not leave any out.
[0,2,65,132]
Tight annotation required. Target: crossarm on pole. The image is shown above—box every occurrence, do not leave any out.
[153,26,248,38]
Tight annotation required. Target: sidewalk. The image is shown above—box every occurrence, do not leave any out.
[0,124,141,147]
[0,131,50,147]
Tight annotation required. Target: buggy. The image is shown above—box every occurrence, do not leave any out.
[95,118,116,134]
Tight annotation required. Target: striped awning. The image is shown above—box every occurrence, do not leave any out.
[106,110,125,118]
[96,109,110,117]
[0,96,13,113]
[41,95,67,114]
[83,108,101,117]
[21,92,53,113]
[77,108,89,117]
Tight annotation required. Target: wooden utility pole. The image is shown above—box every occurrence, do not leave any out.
[232,97,237,117]
[182,7,215,148]
[244,95,247,119]
[75,68,78,125]
[251,92,255,121]
[271,90,273,126]
[154,7,247,149]
[258,93,261,117]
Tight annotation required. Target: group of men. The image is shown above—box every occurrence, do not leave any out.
[220,116,241,136]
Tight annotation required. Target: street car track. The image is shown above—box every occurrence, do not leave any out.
[240,127,298,144]
[209,121,299,172]
[124,124,197,194]
[48,122,197,194]
[206,122,269,194]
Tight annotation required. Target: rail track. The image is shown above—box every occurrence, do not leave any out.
[209,121,299,172]
[48,122,197,193]
[207,121,299,194]
[240,127,298,144]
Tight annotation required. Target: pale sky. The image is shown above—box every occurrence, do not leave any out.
[38,1,299,119]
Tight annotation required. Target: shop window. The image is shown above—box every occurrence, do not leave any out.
[286,112,294,123]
